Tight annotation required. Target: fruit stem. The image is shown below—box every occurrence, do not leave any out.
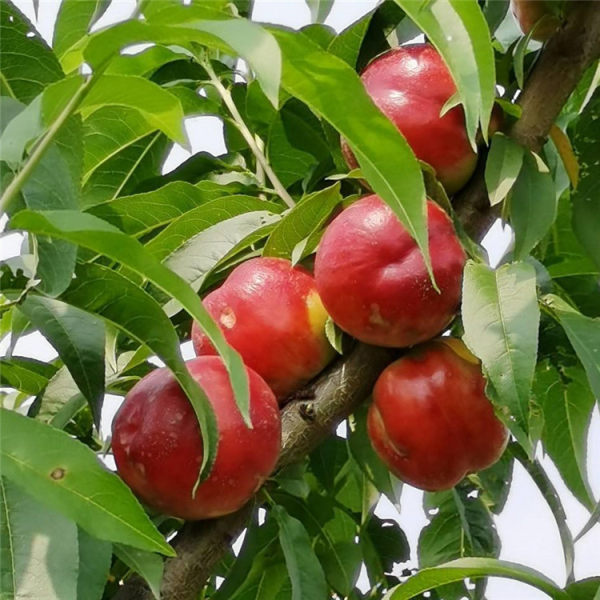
[202,58,295,209]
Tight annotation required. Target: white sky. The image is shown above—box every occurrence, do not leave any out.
[2,2,600,599]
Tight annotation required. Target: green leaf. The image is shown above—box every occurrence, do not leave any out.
[544,294,600,404]
[81,105,156,185]
[348,404,401,508]
[325,317,344,355]
[361,516,409,586]
[327,10,372,67]
[272,504,328,600]
[383,557,569,600]
[572,90,600,271]
[0,356,58,395]
[145,195,280,261]
[575,500,600,542]
[0,2,64,103]
[77,529,112,600]
[511,152,557,260]
[114,544,164,600]
[163,211,281,309]
[43,75,187,144]
[82,130,167,208]
[566,578,600,600]
[0,409,173,555]
[53,0,109,64]
[264,183,342,259]
[419,488,499,571]
[19,295,105,429]
[0,477,79,600]
[485,133,525,206]
[11,209,250,477]
[393,0,495,145]
[270,28,431,279]
[534,363,596,509]
[0,96,43,168]
[87,181,228,237]
[462,261,540,454]
[306,0,335,24]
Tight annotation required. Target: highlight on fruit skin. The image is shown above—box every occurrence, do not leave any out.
[314,195,466,348]
[111,356,281,521]
[342,43,478,195]
[367,338,509,492]
[192,256,334,400]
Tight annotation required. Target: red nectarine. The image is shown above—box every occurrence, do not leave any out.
[112,356,281,520]
[367,338,508,491]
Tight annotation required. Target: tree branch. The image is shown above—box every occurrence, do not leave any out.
[115,4,600,598]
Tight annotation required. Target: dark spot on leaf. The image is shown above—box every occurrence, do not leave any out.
[50,467,66,480]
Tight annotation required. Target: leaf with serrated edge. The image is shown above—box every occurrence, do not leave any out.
[272,504,328,600]
[0,410,174,555]
[544,294,600,405]
[19,296,105,429]
[462,261,539,455]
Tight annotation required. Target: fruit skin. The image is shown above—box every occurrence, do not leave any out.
[511,0,561,41]
[367,338,508,491]
[314,195,466,348]
[192,257,334,399]
[112,356,281,520]
[342,44,477,194]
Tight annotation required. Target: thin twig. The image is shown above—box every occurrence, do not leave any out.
[203,59,295,209]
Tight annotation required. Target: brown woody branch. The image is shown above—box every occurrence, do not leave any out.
[115,4,600,598]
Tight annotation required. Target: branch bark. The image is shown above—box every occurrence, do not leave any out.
[115,4,600,598]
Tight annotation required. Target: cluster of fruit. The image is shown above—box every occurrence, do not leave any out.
[112,44,508,521]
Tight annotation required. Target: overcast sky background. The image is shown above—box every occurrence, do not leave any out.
[1,1,599,599]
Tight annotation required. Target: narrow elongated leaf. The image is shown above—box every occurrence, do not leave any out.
[534,363,595,509]
[327,9,371,67]
[462,261,540,453]
[60,263,206,420]
[566,578,600,600]
[11,209,250,479]
[77,529,112,600]
[114,544,163,600]
[383,557,569,600]
[393,0,495,144]
[164,211,280,299]
[0,357,58,395]
[87,181,222,236]
[485,133,524,206]
[53,0,109,62]
[19,296,105,429]
[264,183,342,259]
[270,28,431,278]
[145,196,280,260]
[511,152,557,260]
[575,500,600,542]
[43,75,186,144]
[81,105,156,185]
[544,294,600,403]
[0,2,63,103]
[0,410,173,555]
[82,131,167,208]
[0,477,79,600]
[272,504,328,600]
